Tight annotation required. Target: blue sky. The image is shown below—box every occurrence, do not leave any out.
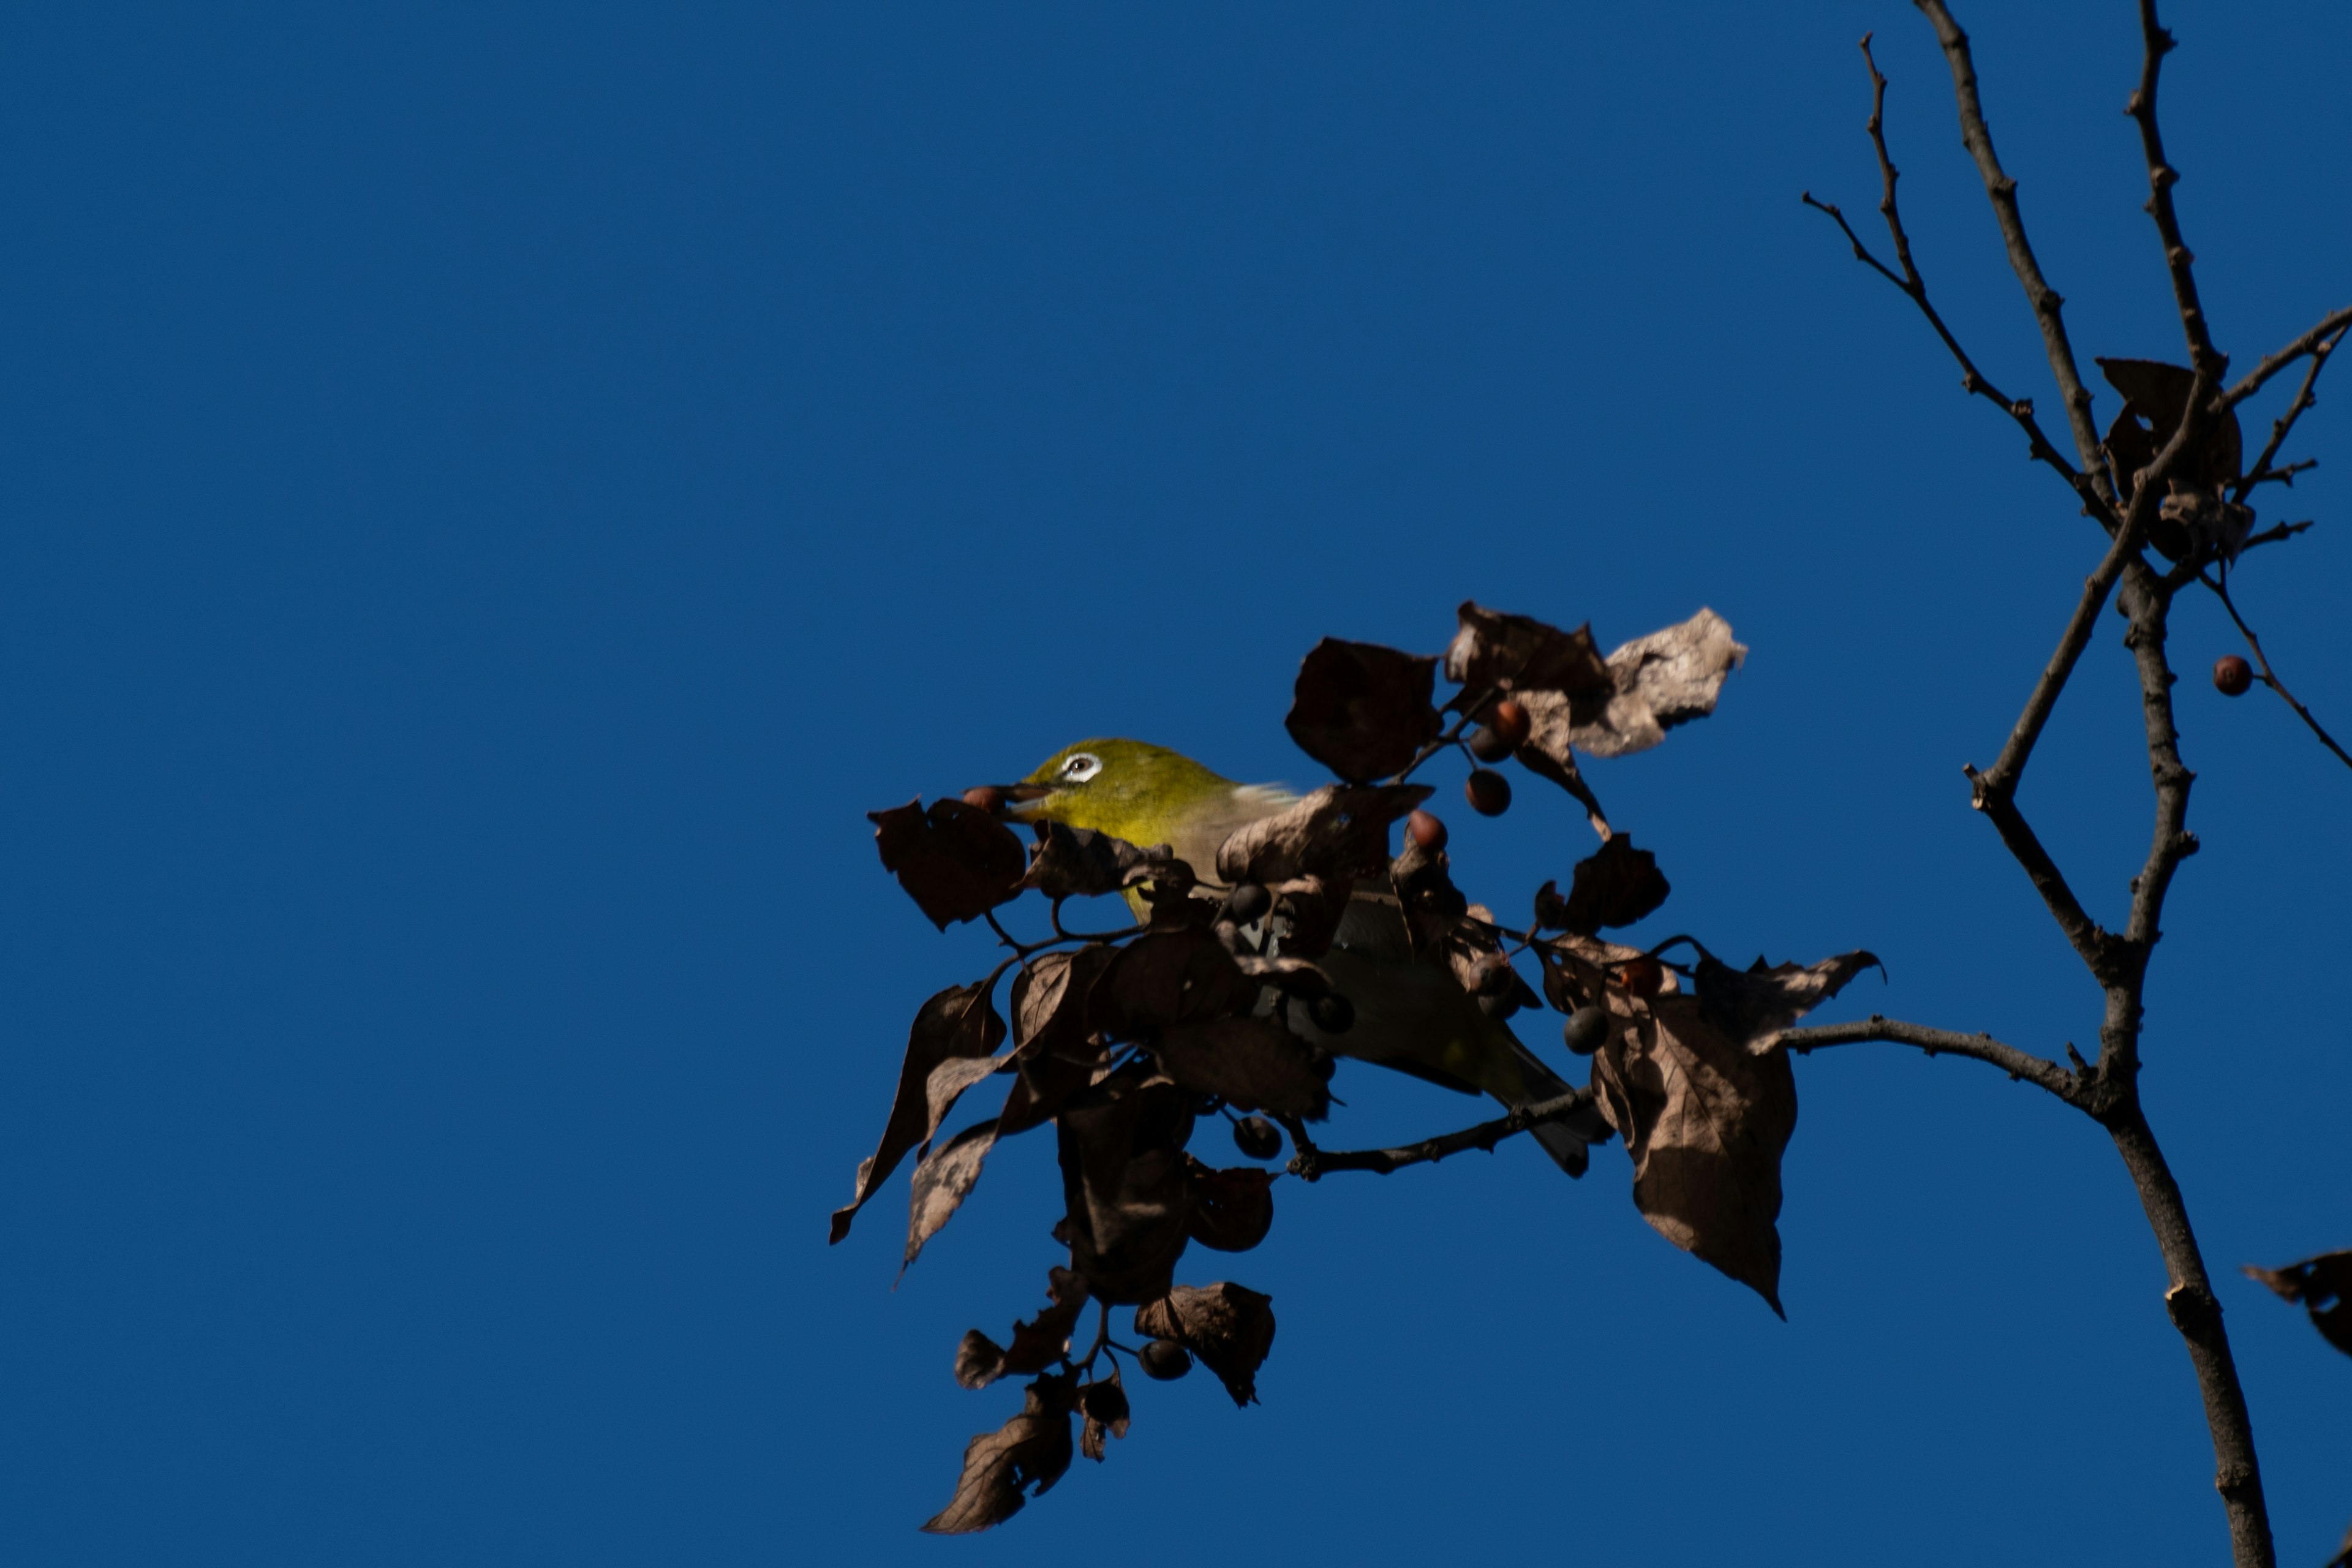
[2,2,2346,1563]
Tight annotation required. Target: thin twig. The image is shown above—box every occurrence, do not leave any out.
[2127,0,2226,379]
[1912,0,2116,510]
[2226,304,2352,408]
[1283,1090,1592,1180]
[1774,1014,2086,1105]
[1801,36,2113,525]
[2234,327,2343,504]
[2201,566,2352,772]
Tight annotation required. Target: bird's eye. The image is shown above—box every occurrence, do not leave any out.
[1061,753,1101,783]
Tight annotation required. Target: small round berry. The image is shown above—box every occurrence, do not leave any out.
[1232,1115,1283,1161]
[1224,882,1272,924]
[1561,1005,1609,1056]
[1464,769,1512,817]
[1488,698,1531,749]
[1309,992,1355,1035]
[1468,725,1514,763]
[2213,654,2253,697]
[1407,809,1449,852]
[1139,1339,1193,1381]
[960,786,1005,814]
[1477,989,1521,1020]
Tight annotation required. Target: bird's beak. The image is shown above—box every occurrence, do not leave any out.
[965,782,1056,821]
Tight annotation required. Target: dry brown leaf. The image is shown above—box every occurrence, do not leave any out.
[1699,951,1885,1050]
[1055,1065,1197,1305]
[1518,608,1746,763]
[1077,1368,1131,1461]
[903,1121,1000,1272]
[954,1267,1091,1390]
[1153,1014,1329,1120]
[830,982,1006,1245]
[2242,1251,2352,1358]
[1184,1159,1276,1253]
[1589,992,1795,1314]
[1538,933,1678,1014]
[919,1374,1077,1534]
[2097,356,2243,488]
[1021,822,1180,902]
[1089,927,1261,1039]
[1559,836,1672,933]
[1443,602,1613,698]
[1285,638,1442,783]
[1213,783,1432,887]
[1133,1282,1276,1407]
[1267,874,1354,960]
[998,946,1117,1138]
[869,797,1030,929]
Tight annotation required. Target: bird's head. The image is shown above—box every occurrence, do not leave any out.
[990,737,1242,848]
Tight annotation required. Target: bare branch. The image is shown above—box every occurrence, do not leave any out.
[1912,0,2116,508]
[1960,769,2122,978]
[2226,303,2352,408]
[2108,1110,2276,1566]
[2202,565,2352,772]
[1775,1014,2084,1104]
[2117,562,2198,965]
[2127,0,2227,379]
[1973,521,2146,796]
[1801,39,2113,525]
[1283,1090,1593,1180]
[2234,325,2345,504]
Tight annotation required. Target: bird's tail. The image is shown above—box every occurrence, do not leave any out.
[1505,1038,1608,1178]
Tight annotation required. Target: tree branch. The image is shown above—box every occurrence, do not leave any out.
[2233,325,2344,505]
[1912,0,2116,507]
[2108,1109,2275,1566]
[2116,562,2195,989]
[1801,38,2113,526]
[2226,303,2352,409]
[1283,1090,1593,1180]
[1775,1014,2087,1105]
[2127,0,2226,379]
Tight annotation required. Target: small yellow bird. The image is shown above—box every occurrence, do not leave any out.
[1002,737,1602,1174]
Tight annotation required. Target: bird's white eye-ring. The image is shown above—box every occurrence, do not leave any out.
[1060,753,1101,783]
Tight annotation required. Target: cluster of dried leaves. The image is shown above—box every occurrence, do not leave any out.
[840,603,1882,1532]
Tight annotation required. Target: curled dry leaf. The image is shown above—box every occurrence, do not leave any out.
[1559,836,1671,933]
[1153,1014,1331,1121]
[831,982,1006,1245]
[1055,1064,1198,1305]
[1133,1283,1276,1407]
[920,1374,1078,1535]
[954,1267,1093,1390]
[904,1120,1002,1272]
[2096,356,2244,513]
[2242,1251,2352,1358]
[1077,1368,1131,1461]
[1444,602,1613,698]
[1185,1159,1276,1253]
[1518,608,1746,763]
[1090,926,1261,1039]
[1697,950,1884,1050]
[1022,821,1180,903]
[1000,946,1117,1137]
[1588,991,1795,1314]
[869,797,1029,929]
[1537,933,1678,1015]
[1267,875,1354,960]
[1285,638,1442,783]
[1214,783,1433,888]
